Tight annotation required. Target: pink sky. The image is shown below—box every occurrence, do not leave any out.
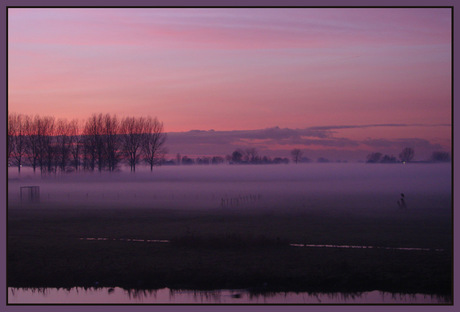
[7,8,451,159]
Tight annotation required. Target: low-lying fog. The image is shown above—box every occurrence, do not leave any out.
[8,163,452,212]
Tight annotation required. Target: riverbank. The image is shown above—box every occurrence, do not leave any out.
[7,203,452,297]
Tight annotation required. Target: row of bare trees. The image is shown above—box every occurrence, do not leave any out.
[8,113,166,174]
[228,148,290,164]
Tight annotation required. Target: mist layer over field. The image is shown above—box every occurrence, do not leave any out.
[8,163,451,212]
[8,163,452,296]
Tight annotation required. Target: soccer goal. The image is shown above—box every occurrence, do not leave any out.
[20,186,40,203]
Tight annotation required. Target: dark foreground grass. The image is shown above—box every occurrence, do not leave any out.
[7,204,452,296]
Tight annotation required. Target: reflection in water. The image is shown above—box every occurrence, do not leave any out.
[78,237,444,252]
[290,243,445,252]
[8,287,452,304]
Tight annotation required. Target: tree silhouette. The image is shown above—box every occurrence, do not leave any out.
[55,118,73,173]
[142,116,167,171]
[121,116,146,172]
[366,152,382,163]
[380,154,397,163]
[36,116,55,173]
[430,151,450,162]
[68,119,82,171]
[7,113,15,166]
[103,114,121,172]
[25,115,41,173]
[83,114,104,172]
[8,112,167,173]
[291,149,303,164]
[8,113,27,173]
[231,150,243,163]
[399,147,414,163]
[245,148,259,163]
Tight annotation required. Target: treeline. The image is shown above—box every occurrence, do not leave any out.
[8,113,166,174]
[366,147,451,164]
[227,148,290,165]
[170,148,336,166]
[165,149,290,166]
[165,150,289,166]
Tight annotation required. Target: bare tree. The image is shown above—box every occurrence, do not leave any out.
[121,116,146,172]
[8,113,27,172]
[142,117,167,171]
[430,151,450,162]
[25,115,40,173]
[211,156,224,164]
[8,113,16,166]
[82,116,96,171]
[83,114,105,172]
[380,154,397,163]
[366,152,382,163]
[399,147,415,163]
[24,115,56,174]
[176,153,181,165]
[231,149,243,163]
[103,114,121,172]
[245,148,259,163]
[38,116,56,173]
[68,119,82,171]
[55,119,73,173]
[291,149,303,164]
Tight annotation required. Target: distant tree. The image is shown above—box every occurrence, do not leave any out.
[231,150,243,163]
[225,154,232,163]
[245,148,259,163]
[291,149,303,164]
[142,117,167,171]
[197,157,211,165]
[430,151,450,163]
[212,156,224,164]
[181,155,194,165]
[273,157,289,164]
[262,156,271,164]
[176,153,181,165]
[380,154,397,163]
[399,147,415,163]
[317,157,329,163]
[366,152,382,163]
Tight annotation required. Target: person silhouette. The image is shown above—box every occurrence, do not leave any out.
[397,193,406,209]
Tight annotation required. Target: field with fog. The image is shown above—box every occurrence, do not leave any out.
[7,163,452,295]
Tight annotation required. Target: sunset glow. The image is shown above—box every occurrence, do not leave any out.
[8,8,452,160]
[7,7,454,303]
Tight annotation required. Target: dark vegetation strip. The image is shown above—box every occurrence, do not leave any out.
[78,236,445,252]
[7,207,452,296]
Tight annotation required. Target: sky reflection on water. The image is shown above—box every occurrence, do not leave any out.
[8,287,451,304]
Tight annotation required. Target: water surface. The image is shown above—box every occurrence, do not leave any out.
[8,287,451,304]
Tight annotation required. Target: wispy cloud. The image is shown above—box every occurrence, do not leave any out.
[166,124,450,160]
[308,123,451,131]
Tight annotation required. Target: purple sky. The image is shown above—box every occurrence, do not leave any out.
[8,8,452,160]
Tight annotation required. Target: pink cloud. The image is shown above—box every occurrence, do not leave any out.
[8,8,451,143]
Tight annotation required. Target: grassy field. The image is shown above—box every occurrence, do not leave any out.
[7,196,452,296]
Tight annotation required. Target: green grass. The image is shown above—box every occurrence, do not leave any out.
[7,202,452,296]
